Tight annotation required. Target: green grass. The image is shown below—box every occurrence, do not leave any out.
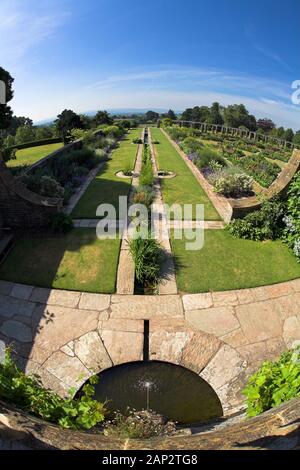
[7,143,64,168]
[172,230,300,293]
[0,229,120,293]
[71,128,141,219]
[151,128,221,220]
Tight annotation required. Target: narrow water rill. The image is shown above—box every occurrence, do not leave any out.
[92,361,223,425]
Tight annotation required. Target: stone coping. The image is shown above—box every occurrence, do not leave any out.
[0,278,299,415]
[0,397,299,449]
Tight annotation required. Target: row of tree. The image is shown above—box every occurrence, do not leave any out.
[1,66,300,147]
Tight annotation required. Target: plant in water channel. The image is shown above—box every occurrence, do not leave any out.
[129,236,162,288]
[104,408,176,439]
[0,349,105,430]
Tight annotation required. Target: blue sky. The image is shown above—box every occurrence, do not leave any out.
[1,0,300,128]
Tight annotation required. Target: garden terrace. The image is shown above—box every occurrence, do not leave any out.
[174,120,298,150]
[0,228,120,293]
[6,142,64,170]
[171,230,300,293]
[150,128,221,220]
[71,128,142,219]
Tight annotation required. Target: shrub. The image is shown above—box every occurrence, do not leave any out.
[0,349,105,430]
[180,136,204,154]
[133,185,155,209]
[228,199,286,240]
[282,172,300,260]
[102,125,124,139]
[39,175,64,198]
[243,347,300,417]
[213,173,253,198]
[129,236,161,286]
[132,137,142,144]
[20,174,64,199]
[50,213,74,233]
[104,409,176,439]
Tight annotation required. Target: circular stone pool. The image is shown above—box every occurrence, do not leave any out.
[91,361,223,425]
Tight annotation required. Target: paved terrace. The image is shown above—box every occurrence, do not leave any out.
[0,279,299,414]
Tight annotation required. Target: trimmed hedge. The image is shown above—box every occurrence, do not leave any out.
[8,137,62,151]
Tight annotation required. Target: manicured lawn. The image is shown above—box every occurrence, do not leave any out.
[172,230,300,293]
[0,229,120,293]
[150,128,221,220]
[71,128,141,219]
[7,143,63,168]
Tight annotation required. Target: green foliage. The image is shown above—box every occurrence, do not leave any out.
[50,213,74,233]
[129,236,162,286]
[282,172,300,259]
[20,174,64,199]
[223,150,280,187]
[243,347,300,417]
[104,409,176,439]
[133,185,155,209]
[180,136,204,154]
[139,144,154,186]
[213,172,253,198]
[0,350,105,430]
[55,109,84,144]
[15,125,35,145]
[228,199,286,241]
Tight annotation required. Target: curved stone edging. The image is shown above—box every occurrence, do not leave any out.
[161,128,300,220]
[0,278,299,414]
[0,397,299,450]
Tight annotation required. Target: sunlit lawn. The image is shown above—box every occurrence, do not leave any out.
[172,230,300,293]
[151,128,221,220]
[7,143,63,168]
[71,128,141,218]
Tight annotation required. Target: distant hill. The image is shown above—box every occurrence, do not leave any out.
[34,108,181,125]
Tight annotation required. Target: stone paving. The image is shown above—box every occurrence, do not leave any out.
[0,278,299,414]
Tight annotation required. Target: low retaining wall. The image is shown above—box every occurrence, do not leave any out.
[0,158,61,228]
[229,149,300,218]
[0,398,299,450]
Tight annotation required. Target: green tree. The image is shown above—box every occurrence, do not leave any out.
[15,125,35,145]
[145,110,159,122]
[94,110,113,126]
[166,109,176,120]
[35,125,54,140]
[223,104,257,131]
[293,130,300,146]
[257,118,276,133]
[3,134,15,147]
[0,67,14,130]
[285,128,294,142]
[55,109,84,143]
[208,102,224,125]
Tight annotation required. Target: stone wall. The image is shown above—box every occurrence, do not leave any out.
[0,279,299,415]
[229,149,300,218]
[0,158,61,228]
[0,398,299,450]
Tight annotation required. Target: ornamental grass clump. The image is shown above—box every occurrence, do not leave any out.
[129,236,162,287]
